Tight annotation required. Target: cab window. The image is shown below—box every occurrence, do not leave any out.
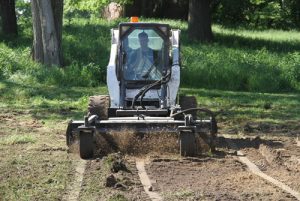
[122,29,165,81]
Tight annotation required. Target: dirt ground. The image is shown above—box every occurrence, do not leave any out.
[143,135,300,201]
[74,132,300,201]
[1,110,300,200]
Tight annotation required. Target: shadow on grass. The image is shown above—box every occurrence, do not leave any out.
[0,80,107,120]
[181,29,300,54]
[0,32,32,49]
[63,23,112,67]
[0,79,91,100]
[214,32,300,54]
[181,88,300,122]
[1,20,114,70]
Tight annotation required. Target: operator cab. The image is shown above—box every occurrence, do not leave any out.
[118,23,170,87]
[116,22,172,111]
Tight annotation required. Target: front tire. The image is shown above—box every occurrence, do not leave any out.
[180,131,197,157]
[179,95,198,119]
[79,132,94,159]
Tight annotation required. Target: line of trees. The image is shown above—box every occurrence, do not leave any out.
[0,0,299,67]
[0,0,214,67]
[123,0,300,29]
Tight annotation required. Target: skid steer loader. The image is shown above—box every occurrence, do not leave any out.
[66,18,218,159]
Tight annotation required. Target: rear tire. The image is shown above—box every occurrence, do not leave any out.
[88,95,110,119]
[66,123,74,146]
[180,131,197,157]
[79,132,94,159]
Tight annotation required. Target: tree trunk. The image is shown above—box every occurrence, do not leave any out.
[51,0,64,64]
[31,0,63,67]
[0,0,18,36]
[188,0,213,42]
[141,0,148,17]
[31,0,43,62]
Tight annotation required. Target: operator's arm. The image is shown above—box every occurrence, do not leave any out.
[142,50,162,80]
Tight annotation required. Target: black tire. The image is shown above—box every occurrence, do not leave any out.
[179,95,198,119]
[66,122,74,147]
[88,95,110,120]
[66,121,78,146]
[79,132,94,159]
[180,131,197,157]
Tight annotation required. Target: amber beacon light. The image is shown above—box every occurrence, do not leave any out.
[130,16,139,23]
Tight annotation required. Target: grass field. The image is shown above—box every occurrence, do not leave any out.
[0,17,300,200]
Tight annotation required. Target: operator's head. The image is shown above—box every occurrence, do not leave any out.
[138,32,149,49]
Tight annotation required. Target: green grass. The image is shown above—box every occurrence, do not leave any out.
[1,17,300,92]
[0,109,77,201]
[108,194,128,201]
[163,188,200,201]
[180,87,300,125]
[0,134,36,145]
[181,25,300,92]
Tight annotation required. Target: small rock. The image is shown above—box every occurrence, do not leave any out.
[148,186,153,191]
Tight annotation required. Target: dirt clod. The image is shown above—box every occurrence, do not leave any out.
[105,174,117,187]
[111,159,129,173]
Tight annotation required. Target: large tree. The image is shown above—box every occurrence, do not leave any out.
[188,0,213,42]
[0,0,18,36]
[31,0,63,67]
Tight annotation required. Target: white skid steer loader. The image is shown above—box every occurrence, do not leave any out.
[66,18,218,159]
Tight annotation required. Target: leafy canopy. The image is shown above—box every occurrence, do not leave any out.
[65,0,133,12]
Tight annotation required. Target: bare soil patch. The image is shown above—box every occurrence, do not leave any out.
[145,155,295,200]
[79,155,150,201]
[2,108,300,201]
[242,136,300,193]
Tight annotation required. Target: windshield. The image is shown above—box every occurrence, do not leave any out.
[122,28,165,81]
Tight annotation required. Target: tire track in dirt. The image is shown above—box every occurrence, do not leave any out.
[136,159,163,201]
[63,159,87,201]
[225,137,300,200]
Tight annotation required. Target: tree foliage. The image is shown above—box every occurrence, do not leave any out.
[65,0,132,15]
[214,0,300,29]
